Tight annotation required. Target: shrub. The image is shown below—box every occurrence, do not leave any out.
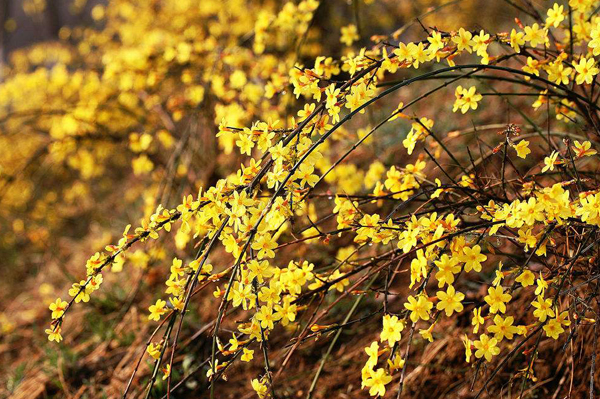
[2,0,600,398]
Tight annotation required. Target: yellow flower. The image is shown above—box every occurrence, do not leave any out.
[419,324,434,342]
[569,0,593,12]
[251,378,268,399]
[380,314,404,346]
[45,325,63,342]
[492,262,505,286]
[274,297,297,326]
[258,282,282,305]
[472,30,490,57]
[434,254,461,287]
[387,355,405,371]
[535,273,548,296]
[462,334,472,363]
[453,85,482,114]
[147,342,162,360]
[460,245,487,272]
[473,333,500,361]
[363,368,392,397]
[590,26,600,56]
[230,282,254,310]
[578,193,600,224]
[519,197,544,226]
[365,341,379,367]
[408,42,429,68]
[547,62,572,85]
[49,298,68,319]
[132,154,154,176]
[573,140,597,157]
[556,311,571,327]
[325,84,340,110]
[247,260,275,284]
[148,299,167,321]
[404,295,433,322]
[532,295,555,322]
[487,315,520,340]
[523,57,541,78]
[430,178,445,199]
[513,140,531,159]
[161,364,171,380]
[509,29,525,52]
[236,133,254,156]
[574,57,599,85]
[436,285,465,316]
[241,348,254,362]
[170,257,185,278]
[452,28,474,53]
[546,3,565,28]
[340,24,359,46]
[297,103,316,120]
[409,249,427,288]
[543,318,564,339]
[69,281,91,303]
[484,286,512,314]
[541,151,559,173]
[327,270,350,292]
[295,163,319,187]
[472,307,485,334]
[515,270,535,287]
[230,70,247,89]
[165,277,185,297]
[523,23,547,48]
[255,305,281,330]
[427,30,444,53]
[251,233,277,259]
[517,228,537,251]
[229,334,240,351]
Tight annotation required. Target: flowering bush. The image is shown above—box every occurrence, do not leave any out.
[3,0,600,398]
